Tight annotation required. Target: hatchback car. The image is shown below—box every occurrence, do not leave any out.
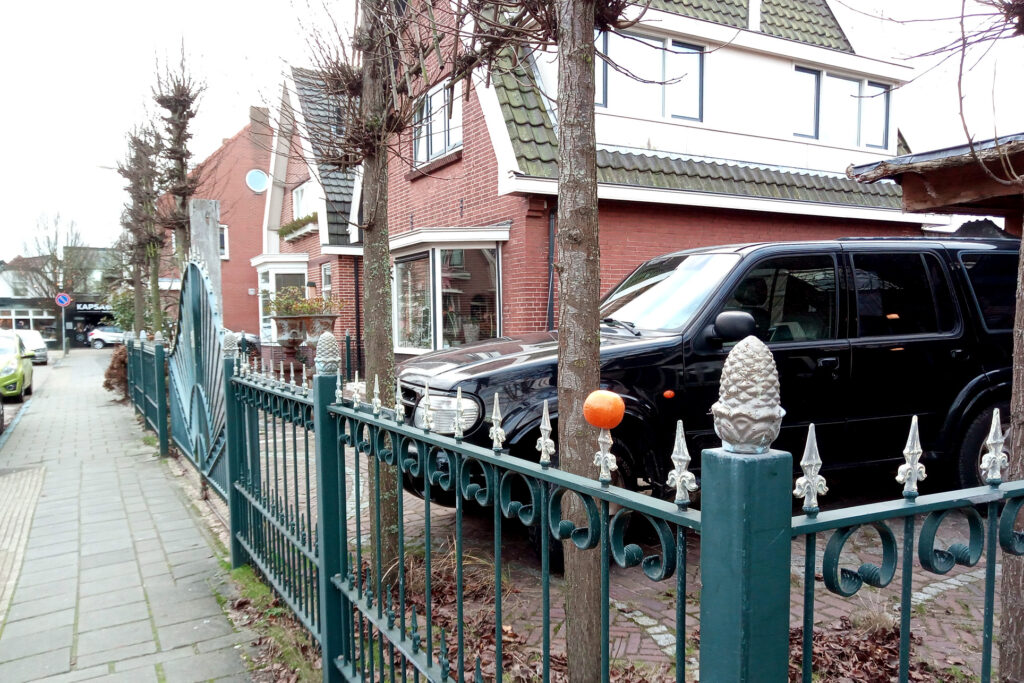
[0,332,34,402]
[88,325,124,349]
[398,238,1019,498]
[15,330,48,365]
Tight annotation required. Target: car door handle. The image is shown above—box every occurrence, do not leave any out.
[817,357,839,370]
[951,348,969,361]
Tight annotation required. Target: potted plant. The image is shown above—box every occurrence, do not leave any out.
[265,287,308,362]
[303,294,344,353]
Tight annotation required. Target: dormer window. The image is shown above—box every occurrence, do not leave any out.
[413,83,463,164]
[595,32,704,122]
[794,67,891,149]
[292,182,309,220]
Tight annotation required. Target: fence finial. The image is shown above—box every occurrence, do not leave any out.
[372,375,382,415]
[395,379,405,422]
[153,331,164,343]
[536,399,555,467]
[981,408,1008,485]
[335,364,344,404]
[454,387,465,440]
[896,415,926,499]
[222,330,238,358]
[489,394,506,451]
[793,423,827,514]
[711,336,785,454]
[667,420,698,507]
[423,384,435,432]
[314,331,341,375]
[139,330,147,342]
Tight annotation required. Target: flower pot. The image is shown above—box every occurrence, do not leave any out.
[272,315,307,363]
[305,314,339,348]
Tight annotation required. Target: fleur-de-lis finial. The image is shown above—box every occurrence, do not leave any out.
[335,365,344,404]
[489,394,506,450]
[395,379,405,422]
[454,387,465,440]
[422,384,435,432]
[594,427,617,484]
[896,415,927,499]
[981,408,1008,485]
[279,361,285,386]
[372,375,382,415]
[289,362,296,388]
[536,399,555,467]
[793,423,827,514]
[666,420,698,507]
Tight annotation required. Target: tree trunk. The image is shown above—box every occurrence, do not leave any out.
[132,258,146,332]
[148,247,163,334]
[360,0,400,582]
[556,0,602,679]
[1001,238,1024,681]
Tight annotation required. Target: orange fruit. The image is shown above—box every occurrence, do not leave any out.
[583,389,626,430]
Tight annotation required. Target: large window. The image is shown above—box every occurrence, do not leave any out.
[853,253,957,337]
[413,84,463,164]
[595,32,704,121]
[395,247,499,351]
[321,263,332,296]
[794,67,891,148]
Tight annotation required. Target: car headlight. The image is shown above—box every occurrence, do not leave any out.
[0,360,18,376]
[413,392,481,434]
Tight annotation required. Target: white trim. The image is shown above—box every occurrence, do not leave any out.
[250,252,310,268]
[475,70,522,191]
[321,245,365,256]
[219,224,229,260]
[748,0,761,31]
[504,174,949,226]
[622,6,912,81]
[346,164,364,243]
[282,221,318,243]
[389,225,511,252]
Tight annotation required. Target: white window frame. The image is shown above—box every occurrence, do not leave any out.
[292,182,310,220]
[392,243,502,355]
[413,83,463,165]
[321,263,332,296]
[219,224,229,260]
[595,31,705,122]
[255,264,309,343]
[793,66,891,149]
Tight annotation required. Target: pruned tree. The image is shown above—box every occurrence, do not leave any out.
[154,52,204,264]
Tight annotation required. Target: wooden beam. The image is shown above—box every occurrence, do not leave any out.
[901,163,1024,213]
[1006,211,1023,237]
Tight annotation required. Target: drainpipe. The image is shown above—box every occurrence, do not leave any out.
[546,209,555,330]
[354,257,363,375]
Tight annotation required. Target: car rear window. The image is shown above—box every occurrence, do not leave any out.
[853,252,957,337]
[960,252,1017,331]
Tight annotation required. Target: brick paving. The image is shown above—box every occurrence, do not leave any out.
[0,349,255,683]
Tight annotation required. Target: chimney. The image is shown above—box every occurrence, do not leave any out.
[748,0,762,31]
[249,106,272,146]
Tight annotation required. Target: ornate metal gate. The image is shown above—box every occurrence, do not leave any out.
[169,257,229,498]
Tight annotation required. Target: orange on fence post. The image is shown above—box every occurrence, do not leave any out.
[583,389,626,430]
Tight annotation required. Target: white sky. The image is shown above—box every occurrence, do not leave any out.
[0,0,1021,260]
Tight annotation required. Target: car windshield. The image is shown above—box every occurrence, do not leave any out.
[600,253,740,331]
[17,331,44,346]
[0,337,17,355]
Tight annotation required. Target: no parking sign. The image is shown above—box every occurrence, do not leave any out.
[55,293,71,307]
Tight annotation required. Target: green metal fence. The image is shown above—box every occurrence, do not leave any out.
[125,333,169,457]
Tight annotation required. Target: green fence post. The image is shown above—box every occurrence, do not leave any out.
[126,336,134,403]
[312,333,344,682]
[221,332,248,568]
[154,333,169,456]
[699,337,792,683]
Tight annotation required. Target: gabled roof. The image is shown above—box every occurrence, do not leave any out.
[290,67,358,246]
[493,60,901,211]
[645,0,853,53]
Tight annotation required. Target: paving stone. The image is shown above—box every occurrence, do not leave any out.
[10,578,74,602]
[75,640,158,670]
[1,607,76,639]
[0,647,71,682]
[21,553,79,573]
[78,586,146,613]
[78,601,151,632]
[159,648,247,683]
[26,533,79,551]
[34,663,113,682]
[80,548,137,570]
[0,625,73,662]
[79,573,142,597]
[172,559,218,580]
[196,630,258,654]
[112,644,199,673]
[151,595,224,627]
[158,616,236,650]
[18,565,79,588]
[4,592,76,621]
[80,538,133,557]
[76,619,154,656]
[79,561,139,583]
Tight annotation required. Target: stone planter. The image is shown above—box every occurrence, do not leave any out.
[305,315,339,350]
[272,315,307,363]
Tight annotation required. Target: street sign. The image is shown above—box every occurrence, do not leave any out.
[55,293,71,307]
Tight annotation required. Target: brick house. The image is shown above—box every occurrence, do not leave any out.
[254,68,363,367]
[265,0,941,361]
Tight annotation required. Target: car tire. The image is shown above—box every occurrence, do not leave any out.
[12,383,25,404]
[91,340,105,350]
[957,401,1010,489]
[25,381,32,396]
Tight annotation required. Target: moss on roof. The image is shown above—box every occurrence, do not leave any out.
[760,0,853,52]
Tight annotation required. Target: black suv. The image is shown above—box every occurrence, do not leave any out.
[397,238,1018,496]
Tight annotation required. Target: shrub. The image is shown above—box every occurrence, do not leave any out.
[103,345,129,399]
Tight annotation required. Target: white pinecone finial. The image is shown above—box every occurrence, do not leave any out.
[711,336,786,454]
[315,331,341,375]
[222,330,238,358]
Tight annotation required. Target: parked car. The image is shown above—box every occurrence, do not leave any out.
[398,238,1019,501]
[88,325,125,349]
[0,332,34,402]
[15,330,48,365]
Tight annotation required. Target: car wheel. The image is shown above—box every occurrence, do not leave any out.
[12,383,25,404]
[91,339,105,349]
[957,401,1011,489]
[25,380,32,396]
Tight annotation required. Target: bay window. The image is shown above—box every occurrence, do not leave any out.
[395,247,499,352]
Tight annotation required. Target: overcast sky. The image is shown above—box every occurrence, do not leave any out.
[1,0,1021,260]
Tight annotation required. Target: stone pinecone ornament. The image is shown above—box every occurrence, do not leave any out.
[711,335,786,454]
[314,331,341,374]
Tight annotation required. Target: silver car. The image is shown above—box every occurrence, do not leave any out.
[15,330,48,365]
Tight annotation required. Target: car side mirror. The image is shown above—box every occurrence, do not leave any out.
[706,311,756,346]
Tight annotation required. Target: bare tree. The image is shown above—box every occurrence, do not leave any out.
[154,52,204,264]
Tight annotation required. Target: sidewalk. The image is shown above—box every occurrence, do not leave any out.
[0,350,254,682]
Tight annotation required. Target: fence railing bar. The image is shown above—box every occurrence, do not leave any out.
[234,483,320,564]
[235,533,320,640]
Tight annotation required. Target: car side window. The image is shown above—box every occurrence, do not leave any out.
[722,254,837,343]
[853,252,956,337]
[960,252,1016,331]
